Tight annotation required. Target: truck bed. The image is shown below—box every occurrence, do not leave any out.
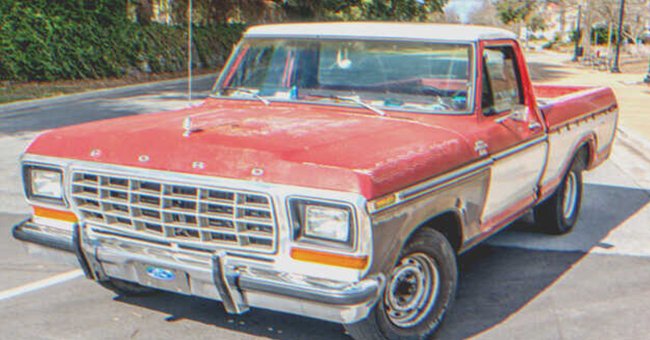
[533,84,617,131]
[535,83,618,198]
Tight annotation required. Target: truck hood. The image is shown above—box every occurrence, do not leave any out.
[26,100,474,199]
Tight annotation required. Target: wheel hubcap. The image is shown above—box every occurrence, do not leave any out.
[385,253,440,328]
[562,171,578,219]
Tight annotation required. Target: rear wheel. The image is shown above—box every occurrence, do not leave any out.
[534,157,583,234]
[345,229,457,340]
[98,278,157,296]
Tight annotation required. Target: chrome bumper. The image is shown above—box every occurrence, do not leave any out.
[13,218,75,253]
[12,219,383,324]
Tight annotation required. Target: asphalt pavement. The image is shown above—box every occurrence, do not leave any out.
[1,65,649,340]
[0,75,215,135]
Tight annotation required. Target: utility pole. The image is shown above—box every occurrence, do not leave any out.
[187,0,193,102]
[611,0,626,73]
[572,5,582,62]
[607,21,612,61]
[643,3,650,84]
[583,1,592,58]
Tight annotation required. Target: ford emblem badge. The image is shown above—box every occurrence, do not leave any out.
[145,266,176,281]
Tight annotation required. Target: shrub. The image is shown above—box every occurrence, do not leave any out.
[0,1,244,81]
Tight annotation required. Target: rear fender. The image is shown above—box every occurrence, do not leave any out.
[539,133,595,201]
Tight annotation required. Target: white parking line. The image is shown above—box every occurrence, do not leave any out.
[0,269,83,302]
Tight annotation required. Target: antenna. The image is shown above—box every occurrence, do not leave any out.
[187,0,193,102]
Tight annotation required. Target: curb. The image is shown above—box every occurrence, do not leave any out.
[616,126,650,164]
[0,73,217,113]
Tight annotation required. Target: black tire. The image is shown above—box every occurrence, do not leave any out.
[345,229,458,340]
[534,157,584,235]
[98,278,158,296]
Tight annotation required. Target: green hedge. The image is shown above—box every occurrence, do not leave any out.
[0,1,244,81]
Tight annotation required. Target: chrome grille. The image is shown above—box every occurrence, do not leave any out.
[70,171,277,253]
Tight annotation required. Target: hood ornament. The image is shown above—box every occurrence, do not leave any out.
[182,116,200,137]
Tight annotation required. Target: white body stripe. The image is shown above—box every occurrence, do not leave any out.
[541,109,618,189]
[481,141,548,223]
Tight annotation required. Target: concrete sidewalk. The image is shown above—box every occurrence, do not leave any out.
[526,50,650,142]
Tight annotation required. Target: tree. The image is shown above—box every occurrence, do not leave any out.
[495,0,555,38]
[588,0,650,46]
[467,0,500,26]
[495,0,538,25]
[528,13,547,32]
[546,0,565,33]
[129,0,154,24]
[142,0,452,25]
[443,7,461,23]
[275,0,449,22]
[363,0,449,21]
[620,0,650,44]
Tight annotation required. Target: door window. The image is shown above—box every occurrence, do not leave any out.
[481,46,524,115]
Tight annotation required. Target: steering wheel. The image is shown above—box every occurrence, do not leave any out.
[418,85,448,97]
[419,85,466,98]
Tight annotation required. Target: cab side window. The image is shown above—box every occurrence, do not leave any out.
[481,46,524,115]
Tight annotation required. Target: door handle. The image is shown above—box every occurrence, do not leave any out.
[496,109,528,124]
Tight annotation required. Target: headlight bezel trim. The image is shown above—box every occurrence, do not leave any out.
[287,196,357,250]
[22,163,68,207]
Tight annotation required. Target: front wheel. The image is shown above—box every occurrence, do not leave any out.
[345,229,457,340]
[534,157,583,234]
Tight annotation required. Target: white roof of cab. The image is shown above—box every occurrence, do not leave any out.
[245,22,517,42]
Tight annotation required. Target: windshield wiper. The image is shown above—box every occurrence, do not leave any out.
[331,95,386,116]
[217,87,270,106]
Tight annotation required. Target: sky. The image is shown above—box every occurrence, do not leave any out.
[445,0,483,23]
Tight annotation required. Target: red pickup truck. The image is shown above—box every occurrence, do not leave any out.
[14,23,617,339]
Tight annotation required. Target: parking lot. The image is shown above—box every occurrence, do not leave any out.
[1,53,650,339]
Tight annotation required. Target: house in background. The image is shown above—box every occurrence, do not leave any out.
[539,2,580,42]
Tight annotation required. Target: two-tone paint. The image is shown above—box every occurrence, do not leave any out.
[13,23,618,325]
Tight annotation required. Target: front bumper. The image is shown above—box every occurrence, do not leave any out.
[13,218,75,253]
[12,218,383,324]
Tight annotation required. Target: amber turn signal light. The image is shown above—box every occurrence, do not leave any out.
[33,206,78,223]
[372,194,397,211]
[290,248,368,270]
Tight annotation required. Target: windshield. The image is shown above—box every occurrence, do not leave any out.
[214,39,474,114]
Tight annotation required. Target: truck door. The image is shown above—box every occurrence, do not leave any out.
[477,41,547,231]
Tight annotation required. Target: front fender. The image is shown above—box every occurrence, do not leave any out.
[366,168,490,275]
